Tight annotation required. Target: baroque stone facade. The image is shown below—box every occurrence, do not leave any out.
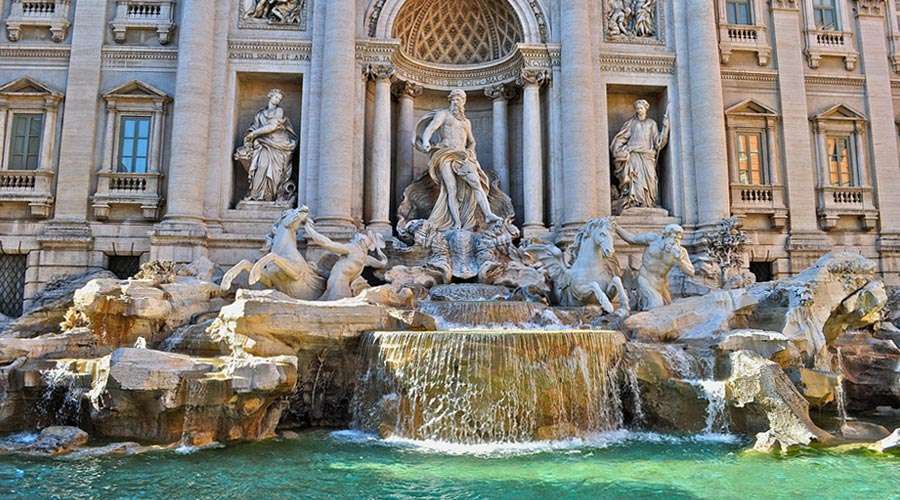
[0,0,900,317]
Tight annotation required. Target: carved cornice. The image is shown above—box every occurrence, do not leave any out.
[721,69,779,83]
[597,53,675,74]
[101,47,178,68]
[0,45,69,60]
[227,39,312,62]
[854,0,886,17]
[356,39,400,64]
[805,74,866,88]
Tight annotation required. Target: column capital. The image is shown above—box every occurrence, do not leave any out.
[364,63,395,81]
[392,79,423,99]
[854,0,887,18]
[518,68,550,88]
[484,83,518,101]
[768,0,800,12]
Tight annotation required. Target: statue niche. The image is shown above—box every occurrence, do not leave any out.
[611,99,670,213]
[394,90,542,291]
[234,88,298,205]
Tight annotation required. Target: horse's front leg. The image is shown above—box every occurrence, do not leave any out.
[607,276,631,315]
[586,281,615,314]
[221,260,253,292]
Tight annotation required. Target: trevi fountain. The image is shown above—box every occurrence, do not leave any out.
[0,0,897,498]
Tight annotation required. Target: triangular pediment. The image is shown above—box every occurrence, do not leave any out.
[725,98,778,117]
[813,104,866,122]
[102,80,169,101]
[0,77,61,97]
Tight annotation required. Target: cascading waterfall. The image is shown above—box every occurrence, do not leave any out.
[625,367,645,426]
[660,346,729,434]
[351,330,625,444]
[418,301,575,331]
[691,380,728,434]
[834,347,849,427]
[40,362,86,426]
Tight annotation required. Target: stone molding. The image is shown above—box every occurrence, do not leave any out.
[0,46,70,60]
[228,39,312,62]
[357,39,558,91]
[597,53,675,74]
[101,47,178,69]
[768,0,800,11]
[721,70,779,83]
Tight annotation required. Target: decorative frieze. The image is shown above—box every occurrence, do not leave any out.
[239,0,309,31]
[227,39,312,62]
[597,53,675,74]
[854,0,886,17]
[110,0,176,45]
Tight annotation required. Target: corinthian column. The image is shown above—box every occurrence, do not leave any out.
[854,0,900,282]
[316,0,357,233]
[394,80,423,204]
[160,0,216,225]
[485,84,514,193]
[559,0,599,233]
[366,63,395,237]
[686,0,730,227]
[520,69,549,237]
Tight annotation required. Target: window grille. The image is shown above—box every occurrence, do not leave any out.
[108,255,141,280]
[0,254,27,317]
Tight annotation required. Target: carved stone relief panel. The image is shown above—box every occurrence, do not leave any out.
[238,0,309,30]
[604,0,663,44]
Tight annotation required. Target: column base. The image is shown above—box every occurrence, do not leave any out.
[366,222,393,239]
[32,221,104,301]
[786,231,832,274]
[522,224,550,240]
[150,219,209,264]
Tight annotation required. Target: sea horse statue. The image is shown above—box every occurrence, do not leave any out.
[526,217,630,314]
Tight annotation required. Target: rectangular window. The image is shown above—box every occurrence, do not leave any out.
[813,0,839,30]
[826,135,854,187]
[8,113,44,170]
[736,131,766,185]
[117,116,151,173]
[726,0,753,25]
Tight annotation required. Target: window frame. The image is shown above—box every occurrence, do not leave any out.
[735,129,769,185]
[811,104,870,190]
[8,112,44,171]
[726,0,754,25]
[812,0,840,31]
[116,114,152,174]
[825,134,856,187]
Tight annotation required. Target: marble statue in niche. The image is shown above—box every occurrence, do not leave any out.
[242,0,305,24]
[611,99,670,211]
[606,0,658,39]
[412,89,502,231]
[234,88,298,203]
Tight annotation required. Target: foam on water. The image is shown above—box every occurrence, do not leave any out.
[329,429,743,457]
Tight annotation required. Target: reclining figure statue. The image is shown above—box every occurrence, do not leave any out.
[526,217,629,314]
[221,206,387,301]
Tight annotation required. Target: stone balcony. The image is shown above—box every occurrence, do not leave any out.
[816,185,878,231]
[5,0,71,43]
[804,29,858,70]
[0,169,54,218]
[718,24,771,66]
[729,183,788,229]
[110,0,176,45]
[92,172,163,221]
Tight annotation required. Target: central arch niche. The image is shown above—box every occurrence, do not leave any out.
[392,0,524,66]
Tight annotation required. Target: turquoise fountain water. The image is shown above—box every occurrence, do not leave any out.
[0,430,896,499]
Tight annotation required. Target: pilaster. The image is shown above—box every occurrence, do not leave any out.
[770,0,832,265]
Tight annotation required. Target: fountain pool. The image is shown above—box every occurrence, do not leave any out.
[0,430,896,499]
